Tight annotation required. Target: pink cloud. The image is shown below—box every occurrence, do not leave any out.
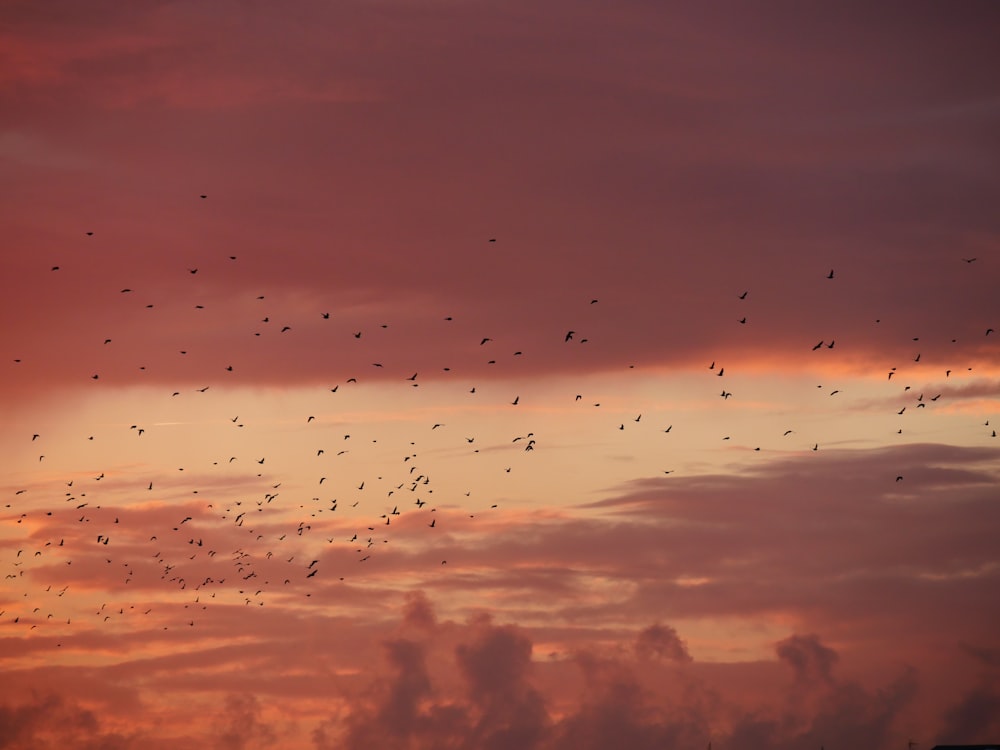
[2,2,998,747]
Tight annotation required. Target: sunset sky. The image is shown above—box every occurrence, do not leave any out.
[2,2,999,748]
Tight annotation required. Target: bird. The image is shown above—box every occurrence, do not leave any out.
[827,269,834,279]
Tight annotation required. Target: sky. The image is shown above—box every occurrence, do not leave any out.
[1,1,999,748]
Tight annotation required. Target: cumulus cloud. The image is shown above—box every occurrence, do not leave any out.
[318,600,929,750]
[634,622,692,663]
[0,692,153,750]
[775,633,839,686]
[215,694,278,750]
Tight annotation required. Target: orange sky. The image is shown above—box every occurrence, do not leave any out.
[2,2,999,748]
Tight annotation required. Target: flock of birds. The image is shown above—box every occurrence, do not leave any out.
[2,196,996,640]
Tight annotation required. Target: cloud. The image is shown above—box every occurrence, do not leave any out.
[634,623,692,663]
[775,634,838,686]
[455,617,549,750]
[0,691,159,750]
[0,594,988,750]
[324,599,921,750]
[401,590,437,632]
[937,681,1000,744]
[215,694,278,750]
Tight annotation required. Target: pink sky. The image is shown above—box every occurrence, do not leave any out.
[2,2,999,748]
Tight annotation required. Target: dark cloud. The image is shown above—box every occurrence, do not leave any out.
[633,623,692,663]
[959,641,1000,668]
[215,694,277,750]
[0,692,155,750]
[937,681,1000,743]
[726,666,918,750]
[775,634,839,686]
[455,617,549,750]
[378,639,433,738]
[401,590,437,632]
[327,601,927,750]
[2,1,999,397]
